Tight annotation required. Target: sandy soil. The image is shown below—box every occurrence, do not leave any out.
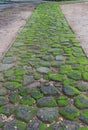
[0,6,35,61]
[60,2,88,57]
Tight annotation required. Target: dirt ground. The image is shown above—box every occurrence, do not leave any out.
[0,6,35,61]
[60,2,88,57]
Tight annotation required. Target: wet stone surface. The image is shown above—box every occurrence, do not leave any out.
[0,2,88,129]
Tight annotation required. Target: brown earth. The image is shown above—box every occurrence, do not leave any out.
[0,6,35,61]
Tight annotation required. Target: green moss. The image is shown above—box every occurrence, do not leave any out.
[46,126,53,130]
[16,121,26,130]
[82,72,88,81]
[41,61,51,67]
[74,95,88,109]
[60,65,71,74]
[48,73,65,81]
[76,84,88,92]
[31,89,43,99]
[37,97,57,107]
[79,127,88,130]
[0,105,15,116]
[4,82,21,90]
[60,105,80,121]
[19,88,30,96]
[57,96,69,106]
[34,74,41,80]
[81,110,88,119]
[80,109,88,124]
[39,123,47,130]
[63,85,80,97]
[0,122,4,128]
[20,97,36,106]
[9,92,19,104]
[67,70,82,80]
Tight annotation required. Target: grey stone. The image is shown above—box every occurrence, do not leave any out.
[0,76,4,82]
[16,105,37,122]
[76,84,88,92]
[4,82,21,90]
[80,110,88,124]
[37,96,57,107]
[23,75,34,85]
[42,55,54,61]
[52,121,79,130]
[0,87,8,96]
[3,57,16,64]
[60,105,80,121]
[0,105,15,116]
[63,85,80,97]
[56,55,64,61]
[74,95,88,109]
[0,96,7,106]
[41,86,60,95]
[3,120,26,130]
[14,42,24,46]
[27,117,42,130]
[37,67,50,73]
[37,107,59,123]
[0,64,13,71]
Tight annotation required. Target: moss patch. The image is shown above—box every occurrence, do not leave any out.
[74,95,88,109]
[60,105,80,121]
[57,96,69,107]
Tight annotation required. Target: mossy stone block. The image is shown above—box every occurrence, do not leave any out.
[37,107,59,123]
[37,96,57,107]
[82,72,88,81]
[74,95,88,109]
[57,96,69,107]
[31,89,43,100]
[41,86,60,96]
[60,105,80,121]
[19,87,30,96]
[63,85,80,97]
[20,97,35,106]
[49,73,65,82]
[0,87,8,96]
[4,82,21,90]
[3,120,26,130]
[80,110,88,124]
[0,105,15,116]
[0,96,7,106]
[76,84,88,92]
[68,70,81,80]
[9,92,19,104]
[16,105,37,122]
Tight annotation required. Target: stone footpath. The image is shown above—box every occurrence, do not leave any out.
[0,2,88,130]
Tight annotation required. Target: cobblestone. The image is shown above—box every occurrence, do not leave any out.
[0,2,88,129]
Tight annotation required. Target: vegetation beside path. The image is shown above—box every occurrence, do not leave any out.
[0,2,88,130]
